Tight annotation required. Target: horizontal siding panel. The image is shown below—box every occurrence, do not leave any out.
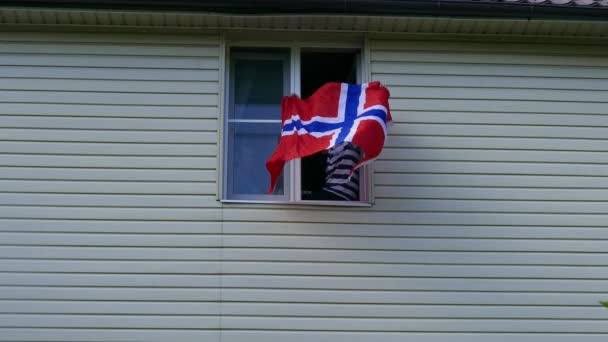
[391,111,608,126]
[0,142,217,156]
[220,236,607,252]
[0,194,219,207]
[0,207,222,220]
[220,262,608,279]
[219,249,608,266]
[0,104,218,118]
[372,198,608,213]
[0,91,217,106]
[0,129,217,142]
[0,180,216,194]
[221,303,606,319]
[2,287,600,306]
[372,62,608,79]
[0,90,217,106]
[0,233,221,247]
[389,85,607,102]
[222,222,608,239]
[0,117,218,131]
[0,32,219,45]
[0,246,220,260]
[4,307,602,323]
[386,136,608,151]
[374,187,608,201]
[0,155,216,169]
[0,42,219,57]
[1,329,218,342]
[221,209,608,226]
[375,173,608,188]
[0,167,215,181]
[223,332,608,342]
[7,247,608,266]
[372,51,608,67]
[0,302,219,315]
[222,317,608,332]
[375,161,608,176]
[0,78,219,93]
[1,66,219,81]
[0,54,219,69]
[222,275,608,292]
[378,74,608,90]
[2,287,220,301]
[0,273,220,287]
[389,124,608,138]
[381,148,608,164]
[390,99,608,114]
[0,219,221,234]
[0,314,218,328]
[222,289,605,306]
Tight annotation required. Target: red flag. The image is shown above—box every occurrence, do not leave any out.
[266,81,391,193]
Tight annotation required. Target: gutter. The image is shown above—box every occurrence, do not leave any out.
[3,0,608,21]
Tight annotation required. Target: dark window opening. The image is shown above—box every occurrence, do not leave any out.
[300,49,359,200]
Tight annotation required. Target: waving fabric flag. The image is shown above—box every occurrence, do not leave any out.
[266,81,391,193]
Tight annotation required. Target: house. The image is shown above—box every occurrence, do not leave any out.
[1,0,607,341]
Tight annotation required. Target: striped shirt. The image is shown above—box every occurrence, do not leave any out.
[322,142,363,201]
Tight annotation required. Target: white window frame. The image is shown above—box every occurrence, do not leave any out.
[221,38,372,206]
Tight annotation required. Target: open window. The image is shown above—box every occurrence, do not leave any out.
[223,46,370,205]
[300,49,360,201]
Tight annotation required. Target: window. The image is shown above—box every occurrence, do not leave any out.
[223,45,370,205]
[225,48,290,201]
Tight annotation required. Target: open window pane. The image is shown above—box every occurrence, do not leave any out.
[300,49,360,201]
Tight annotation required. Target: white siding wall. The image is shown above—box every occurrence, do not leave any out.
[0,32,222,342]
[1,31,608,342]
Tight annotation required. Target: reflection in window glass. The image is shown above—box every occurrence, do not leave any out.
[226,49,289,199]
[229,122,284,195]
[232,59,285,120]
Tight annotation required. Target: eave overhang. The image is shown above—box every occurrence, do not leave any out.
[0,1,606,37]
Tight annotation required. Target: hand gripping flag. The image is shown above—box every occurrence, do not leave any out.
[266,81,391,193]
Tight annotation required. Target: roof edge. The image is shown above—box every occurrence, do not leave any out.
[3,0,608,21]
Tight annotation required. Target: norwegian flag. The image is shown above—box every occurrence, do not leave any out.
[266,81,391,193]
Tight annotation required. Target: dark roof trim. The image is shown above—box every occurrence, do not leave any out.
[4,0,608,21]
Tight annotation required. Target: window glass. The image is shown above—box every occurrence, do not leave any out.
[228,122,284,195]
[232,59,285,121]
[225,49,289,199]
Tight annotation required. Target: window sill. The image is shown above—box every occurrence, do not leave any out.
[220,199,372,207]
